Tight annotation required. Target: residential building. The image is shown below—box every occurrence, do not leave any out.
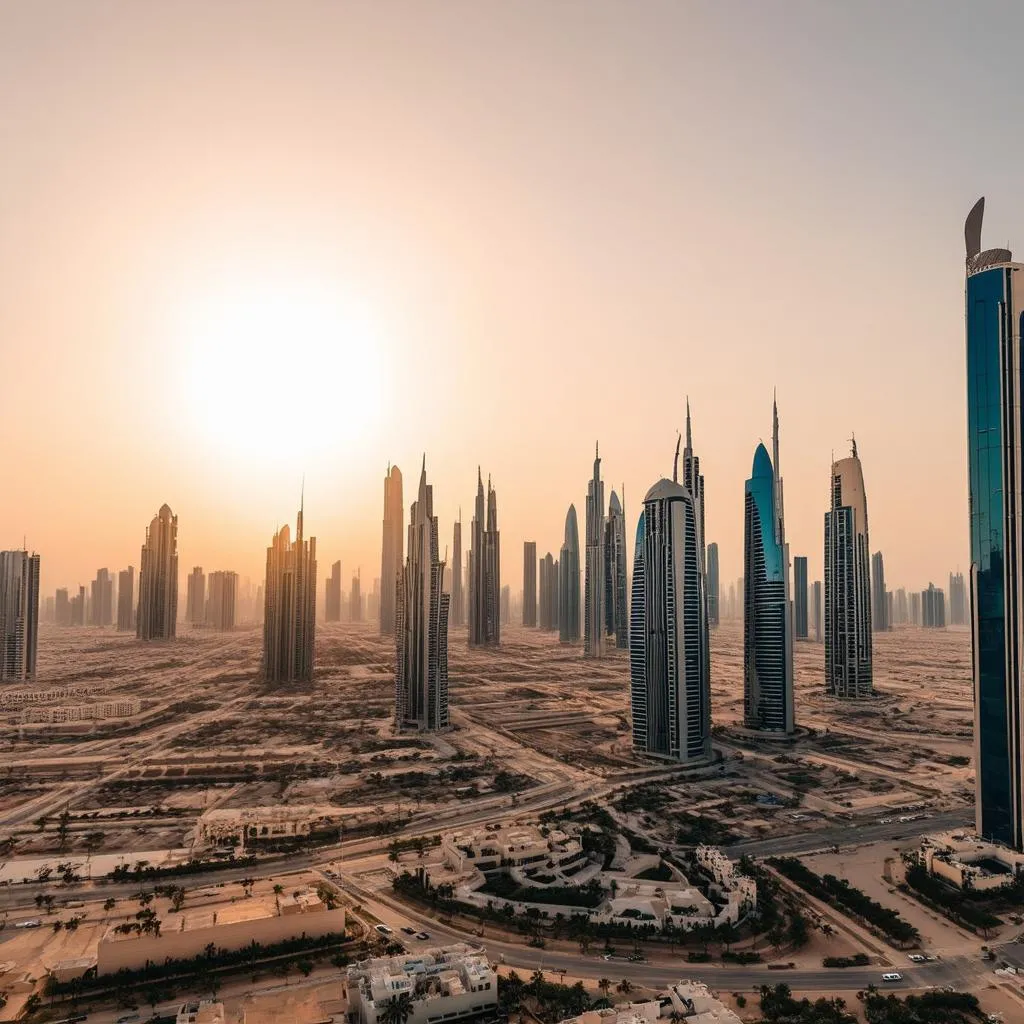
[262,501,316,684]
[325,560,342,622]
[584,443,606,658]
[910,590,922,626]
[380,464,403,635]
[793,555,808,639]
[56,587,70,626]
[451,515,464,628]
[350,571,362,623]
[894,587,908,626]
[871,551,889,631]
[116,568,134,631]
[559,505,580,643]
[539,552,559,631]
[137,504,178,640]
[922,583,946,628]
[949,571,967,626]
[0,550,40,682]
[469,470,500,646]
[812,579,823,643]
[70,585,86,626]
[186,566,205,627]
[629,445,711,764]
[742,398,794,734]
[90,568,113,627]
[605,490,628,646]
[206,571,237,631]
[824,441,873,697]
[706,542,720,629]
[395,459,450,731]
[523,541,537,627]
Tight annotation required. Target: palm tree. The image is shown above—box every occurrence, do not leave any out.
[598,978,612,997]
[617,979,633,995]
[380,992,415,1024]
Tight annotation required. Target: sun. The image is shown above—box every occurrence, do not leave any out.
[178,279,385,464]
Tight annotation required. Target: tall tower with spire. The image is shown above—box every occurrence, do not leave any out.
[395,458,450,730]
[604,488,628,647]
[560,504,581,643]
[584,443,606,657]
[469,469,500,645]
[380,464,404,635]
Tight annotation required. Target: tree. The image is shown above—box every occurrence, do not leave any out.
[787,911,810,949]
[598,978,612,997]
[103,898,117,912]
[297,959,314,977]
[57,808,72,851]
[716,921,739,951]
[273,884,284,895]
[617,979,633,995]
[380,992,415,1024]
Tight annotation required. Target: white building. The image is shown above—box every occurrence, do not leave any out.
[920,831,1024,891]
[347,945,496,1024]
[443,825,584,876]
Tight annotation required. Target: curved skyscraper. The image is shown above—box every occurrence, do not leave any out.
[629,463,711,765]
[824,440,873,698]
[559,504,580,644]
[604,490,628,648]
[584,444,606,658]
[743,408,794,734]
[395,459,450,731]
[965,197,1024,849]
[380,464,403,635]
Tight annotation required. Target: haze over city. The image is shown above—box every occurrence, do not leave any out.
[5,1,1020,595]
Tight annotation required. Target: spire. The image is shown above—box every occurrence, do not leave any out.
[851,433,858,458]
[673,431,681,483]
[685,398,692,450]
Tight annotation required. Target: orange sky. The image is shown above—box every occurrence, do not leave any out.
[2,1,1009,600]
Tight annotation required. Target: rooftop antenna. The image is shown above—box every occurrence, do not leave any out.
[850,433,858,459]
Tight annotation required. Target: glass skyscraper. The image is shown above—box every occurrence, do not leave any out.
[965,196,1024,849]
[793,556,808,639]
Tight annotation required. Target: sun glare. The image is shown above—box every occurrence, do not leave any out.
[178,281,385,464]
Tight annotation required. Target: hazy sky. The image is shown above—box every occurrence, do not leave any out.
[3,0,1022,599]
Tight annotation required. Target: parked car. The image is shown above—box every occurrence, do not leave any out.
[401,927,416,935]
[375,924,393,935]
[882,973,903,983]
[417,931,430,940]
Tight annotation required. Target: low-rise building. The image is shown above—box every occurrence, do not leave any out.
[558,985,740,1024]
[443,824,584,875]
[347,944,497,1024]
[177,1000,226,1024]
[197,806,340,848]
[920,831,1024,891]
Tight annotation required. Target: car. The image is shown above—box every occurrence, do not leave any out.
[15,919,40,929]
[401,927,416,935]
[417,931,430,940]
[907,954,926,963]
[375,924,393,935]
[882,973,903,983]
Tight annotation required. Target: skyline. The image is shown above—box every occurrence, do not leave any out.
[0,2,1006,600]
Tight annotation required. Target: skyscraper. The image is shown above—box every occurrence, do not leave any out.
[629,448,711,765]
[469,470,500,646]
[263,501,317,684]
[824,441,873,698]
[117,567,135,631]
[451,515,463,628]
[137,504,178,640]
[206,571,237,631]
[584,444,606,658]
[56,588,70,626]
[0,550,40,682]
[922,583,946,628]
[811,580,823,643]
[559,505,580,643]
[871,551,889,631]
[71,585,86,626]
[380,464,403,635]
[948,571,967,626]
[186,566,206,627]
[523,541,537,627]
[793,556,808,639]
[501,584,511,625]
[742,399,794,734]
[965,206,1024,848]
[706,542,720,630]
[90,568,113,627]
[909,590,922,626]
[325,560,342,622]
[395,459,450,731]
[604,491,628,647]
[539,552,559,631]
[350,571,362,623]
[894,587,908,626]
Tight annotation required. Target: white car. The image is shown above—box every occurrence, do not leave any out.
[375,924,393,935]
[882,972,903,983]
[907,954,926,963]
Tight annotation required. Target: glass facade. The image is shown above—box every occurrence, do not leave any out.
[966,263,1019,847]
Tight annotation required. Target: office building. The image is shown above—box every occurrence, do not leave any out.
[395,459,450,731]
[604,491,628,646]
[0,550,40,682]
[117,568,134,631]
[500,584,511,625]
[350,572,362,623]
[89,568,113,627]
[949,571,967,626]
[539,552,559,631]
[262,501,317,684]
[629,450,711,764]
[871,551,889,631]
[894,587,908,626]
[325,560,342,622]
[811,580,823,642]
[186,567,205,627]
[523,541,537,627]
[469,471,500,646]
[910,590,922,626]
[451,516,463,629]
[584,444,606,658]
[559,505,580,643]
[70,585,86,626]
[137,504,178,640]
[206,571,237,631]
[922,583,946,628]
[56,587,70,627]
[824,441,873,697]
[742,399,794,734]
[793,555,808,639]
[707,542,720,629]
[380,464,403,635]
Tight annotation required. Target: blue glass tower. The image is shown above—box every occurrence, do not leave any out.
[965,197,1024,849]
[743,424,794,733]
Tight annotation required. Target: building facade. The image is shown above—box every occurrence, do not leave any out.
[559,505,580,643]
[468,470,500,646]
[824,442,873,697]
[137,504,178,640]
[793,555,808,639]
[116,567,134,632]
[262,503,317,683]
[451,516,463,628]
[539,552,559,631]
[871,551,889,631]
[395,460,450,731]
[949,571,967,626]
[0,550,40,682]
[350,572,362,623]
[206,571,237,631]
[186,566,206,627]
[380,464,403,635]
[584,444,606,657]
[707,542,720,629]
[742,412,794,734]
[812,580,823,642]
[922,583,946,628]
[604,490,628,646]
[325,560,342,622]
[523,541,537,627]
[90,568,113,627]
